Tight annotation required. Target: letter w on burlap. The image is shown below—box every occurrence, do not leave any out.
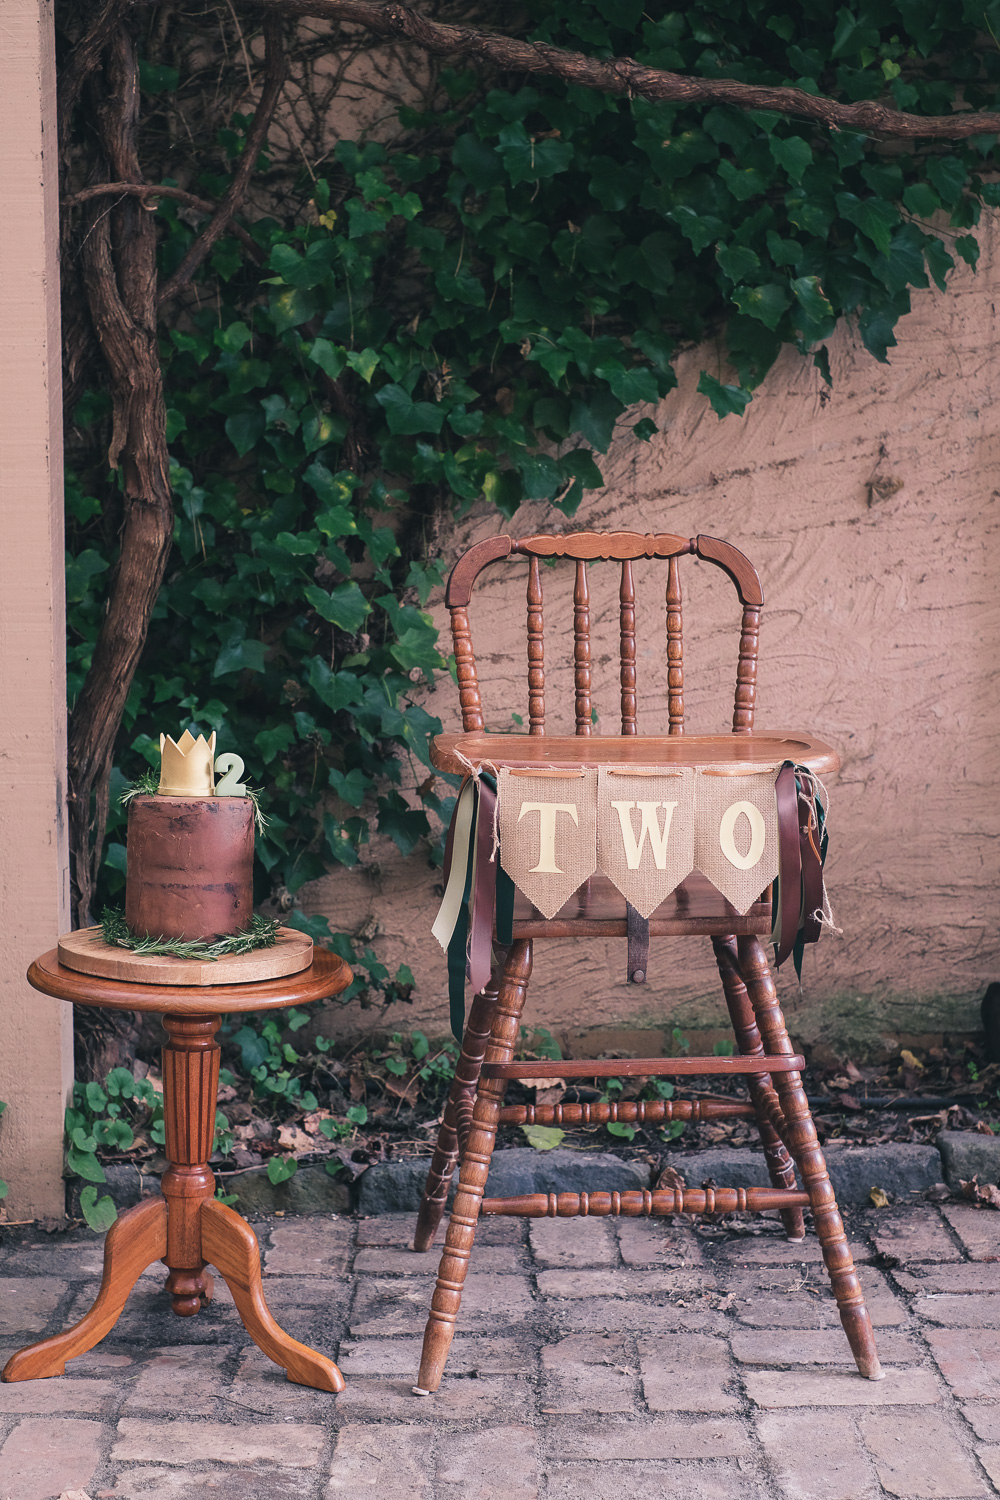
[597,766,695,918]
[497,768,597,919]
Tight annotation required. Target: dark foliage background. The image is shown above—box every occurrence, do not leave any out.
[62,0,999,1005]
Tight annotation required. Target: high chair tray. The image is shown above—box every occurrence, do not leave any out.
[431,731,839,776]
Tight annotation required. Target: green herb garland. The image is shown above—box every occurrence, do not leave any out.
[119,771,268,835]
[101,907,279,961]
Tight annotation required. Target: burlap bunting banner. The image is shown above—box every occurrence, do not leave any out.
[596,766,696,918]
[497,767,598,919]
[694,768,781,915]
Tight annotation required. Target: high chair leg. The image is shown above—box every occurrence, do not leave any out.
[414,967,504,1254]
[713,936,806,1241]
[737,935,883,1381]
[415,940,532,1395]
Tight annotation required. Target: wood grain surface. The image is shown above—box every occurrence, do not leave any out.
[431,731,838,775]
[27,946,351,1014]
[57,926,313,986]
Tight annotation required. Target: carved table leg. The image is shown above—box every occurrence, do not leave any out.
[2,1197,168,1381]
[415,940,532,1395]
[713,936,806,1241]
[201,1199,344,1392]
[161,1014,221,1315]
[737,934,883,1381]
[414,966,503,1253]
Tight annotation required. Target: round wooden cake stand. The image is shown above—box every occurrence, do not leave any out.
[2,948,352,1394]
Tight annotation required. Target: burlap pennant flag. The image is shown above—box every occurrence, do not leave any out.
[498,767,597,919]
[694,768,780,914]
[597,766,695,918]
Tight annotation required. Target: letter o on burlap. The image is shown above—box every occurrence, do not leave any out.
[694,768,780,914]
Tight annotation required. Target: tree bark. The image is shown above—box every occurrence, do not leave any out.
[264,0,1000,141]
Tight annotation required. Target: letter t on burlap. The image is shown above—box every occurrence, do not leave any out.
[497,768,597,919]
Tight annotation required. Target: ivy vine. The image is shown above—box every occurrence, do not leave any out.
[64,0,999,1002]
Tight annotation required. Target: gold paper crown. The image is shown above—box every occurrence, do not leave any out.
[158,730,217,797]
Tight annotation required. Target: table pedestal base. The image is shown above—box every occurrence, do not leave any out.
[1,1010,343,1394]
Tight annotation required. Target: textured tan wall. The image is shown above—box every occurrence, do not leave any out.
[303,213,1000,1059]
[0,0,74,1218]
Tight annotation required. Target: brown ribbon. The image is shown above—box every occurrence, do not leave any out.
[773,762,802,969]
[799,782,824,947]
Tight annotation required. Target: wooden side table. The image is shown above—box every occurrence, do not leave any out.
[2,948,351,1393]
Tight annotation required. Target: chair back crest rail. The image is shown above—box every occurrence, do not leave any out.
[444,531,764,738]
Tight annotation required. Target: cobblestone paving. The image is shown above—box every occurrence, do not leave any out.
[1,1201,999,1498]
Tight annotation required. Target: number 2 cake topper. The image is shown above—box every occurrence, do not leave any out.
[157,730,249,799]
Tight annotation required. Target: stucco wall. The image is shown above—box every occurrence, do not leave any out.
[301,212,1000,1060]
[0,0,74,1218]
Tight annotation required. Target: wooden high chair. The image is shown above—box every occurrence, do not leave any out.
[412,530,882,1394]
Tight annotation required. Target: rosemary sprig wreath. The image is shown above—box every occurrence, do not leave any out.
[120,769,268,835]
[100,907,279,960]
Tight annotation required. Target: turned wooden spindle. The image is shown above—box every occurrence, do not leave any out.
[414,974,502,1253]
[737,935,883,1380]
[481,1186,810,1217]
[713,937,804,1241]
[450,603,484,732]
[526,555,545,735]
[574,559,592,734]
[499,1097,754,1127]
[667,554,684,734]
[161,1014,221,1315]
[416,941,532,1394]
[619,558,636,734]
[733,602,760,733]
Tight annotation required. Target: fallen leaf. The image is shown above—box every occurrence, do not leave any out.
[277,1123,313,1153]
[302,1110,334,1136]
[655,1165,687,1192]
[960,1176,1000,1209]
[870,1186,890,1208]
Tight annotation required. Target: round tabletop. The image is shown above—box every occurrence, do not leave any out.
[28,946,352,1015]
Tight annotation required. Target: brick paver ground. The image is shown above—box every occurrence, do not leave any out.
[1,1200,999,1498]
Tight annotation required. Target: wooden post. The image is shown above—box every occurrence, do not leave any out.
[0,0,74,1220]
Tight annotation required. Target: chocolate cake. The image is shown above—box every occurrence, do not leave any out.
[125,795,255,942]
[123,730,255,942]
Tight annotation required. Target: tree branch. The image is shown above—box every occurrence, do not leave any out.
[68,15,174,931]
[156,14,287,305]
[262,0,1000,141]
[63,182,262,258]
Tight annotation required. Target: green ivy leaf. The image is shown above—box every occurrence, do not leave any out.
[521,1124,564,1151]
[307,338,346,380]
[732,283,790,332]
[345,348,381,382]
[375,383,446,436]
[267,1155,298,1185]
[593,361,659,406]
[79,1185,118,1232]
[768,135,813,184]
[304,581,370,633]
[67,1144,106,1184]
[697,371,752,419]
[224,409,265,457]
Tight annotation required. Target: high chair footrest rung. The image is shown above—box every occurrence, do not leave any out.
[482,1187,811,1217]
[499,1098,756,1126]
[482,1055,805,1079]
